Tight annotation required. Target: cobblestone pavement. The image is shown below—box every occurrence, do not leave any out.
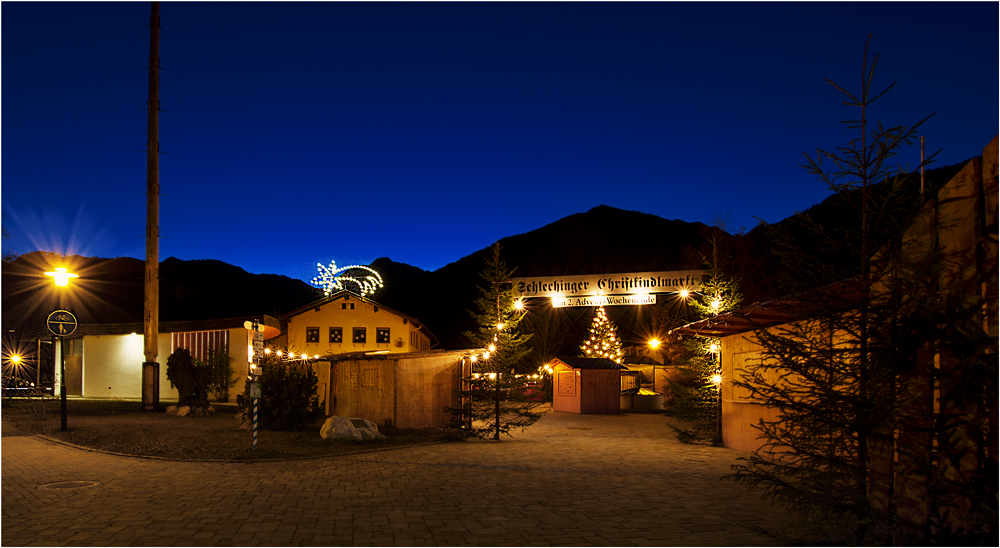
[2,409,791,546]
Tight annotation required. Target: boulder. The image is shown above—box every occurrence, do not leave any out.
[320,416,385,441]
[166,404,215,417]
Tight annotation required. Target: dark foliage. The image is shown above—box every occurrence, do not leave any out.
[445,243,541,440]
[669,221,743,445]
[237,355,324,432]
[165,348,210,408]
[724,37,996,545]
[198,348,237,403]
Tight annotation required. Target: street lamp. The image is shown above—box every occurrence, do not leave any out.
[647,338,661,391]
[44,267,78,287]
[45,266,77,431]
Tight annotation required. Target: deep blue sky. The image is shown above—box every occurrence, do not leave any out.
[3,1,997,284]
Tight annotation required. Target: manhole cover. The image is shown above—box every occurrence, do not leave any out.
[39,480,100,490]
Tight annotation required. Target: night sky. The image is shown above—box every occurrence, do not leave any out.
[3,2,997,284]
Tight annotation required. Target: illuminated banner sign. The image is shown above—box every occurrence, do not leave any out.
[510,270,702,298]
[552,294,657,308]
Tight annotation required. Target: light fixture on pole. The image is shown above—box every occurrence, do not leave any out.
[45,266,78,432]
[44,267,78,287]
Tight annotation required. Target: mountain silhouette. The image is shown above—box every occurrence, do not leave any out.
[373,205,710,349]
[2,156,976,352]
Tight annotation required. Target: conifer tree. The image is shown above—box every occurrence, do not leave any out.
[670,218,743,445]
[725,37,995,544]
[447,243,541,440]
[580,306,624,363]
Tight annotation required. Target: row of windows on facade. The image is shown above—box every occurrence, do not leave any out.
[305,326,391,344]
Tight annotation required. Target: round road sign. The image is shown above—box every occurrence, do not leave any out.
[47,310,78,336]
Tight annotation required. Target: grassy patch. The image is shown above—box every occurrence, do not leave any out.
[1,398,450,461]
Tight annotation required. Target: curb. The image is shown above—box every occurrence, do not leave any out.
[32,434,451,464]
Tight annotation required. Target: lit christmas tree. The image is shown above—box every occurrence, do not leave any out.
[580,306,624,363]
[445,242,540,440]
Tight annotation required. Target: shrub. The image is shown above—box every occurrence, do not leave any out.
[237,354,323,431]
[165,348,210,408]
[199,348,237,402]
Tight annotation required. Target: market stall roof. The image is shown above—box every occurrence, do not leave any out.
[670,280,862,338]
[668,299,806,337]
[547,357,625,370]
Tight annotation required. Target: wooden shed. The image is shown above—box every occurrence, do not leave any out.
[547,357,622,414]
[317,349,466,428]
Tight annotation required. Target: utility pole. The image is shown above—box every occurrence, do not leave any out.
[142,1,161,412]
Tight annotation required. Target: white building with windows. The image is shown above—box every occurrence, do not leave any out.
[62,316,281,401]
[54,290,438,403]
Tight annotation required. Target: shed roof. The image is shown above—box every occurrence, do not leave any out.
[319,348,471,362]
[547,357,625,370]
[66,315,282,340]
[669,280,862,338]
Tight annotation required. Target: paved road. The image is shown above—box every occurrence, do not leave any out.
[2,409,791,546]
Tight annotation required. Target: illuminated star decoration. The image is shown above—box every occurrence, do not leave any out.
[311,260,384,298]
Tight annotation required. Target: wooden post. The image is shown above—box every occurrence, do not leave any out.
[494,374,501,440]
[142,2,161,412]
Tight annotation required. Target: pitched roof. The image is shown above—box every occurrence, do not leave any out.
[282,290,439,345]
[669,280,862,338]
[547,357,625,370]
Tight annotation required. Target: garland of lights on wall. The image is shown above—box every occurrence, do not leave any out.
[311,260,384,298]
[250,284,725,375]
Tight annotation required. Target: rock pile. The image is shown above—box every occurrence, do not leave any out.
[165,405,215,417]
[320,416,385,441]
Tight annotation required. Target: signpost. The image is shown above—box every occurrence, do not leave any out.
[244,320,265,449]
[253,331,264,364]
[47,310,76,431]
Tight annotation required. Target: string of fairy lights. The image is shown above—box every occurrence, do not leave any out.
[0,262,728,394]
[239,261,728,385]
[311,260,384,298]
[580,305,624,363]
[243,288,725,363]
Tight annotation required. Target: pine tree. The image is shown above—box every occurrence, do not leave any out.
[580,306,624,363]
[670,218,743,445]
[447,243,541,440]
[725,37,995,544]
